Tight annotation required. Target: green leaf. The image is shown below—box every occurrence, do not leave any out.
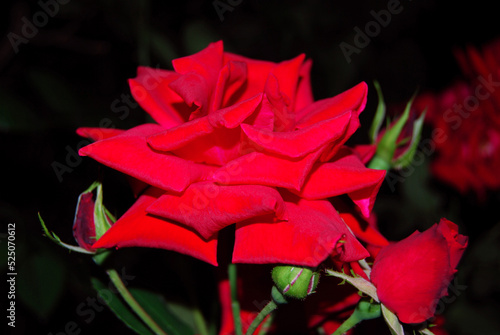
[369,81,386,143]
[393,110,426,169]
[92,278,154,335]
[381,304,404,335]
[130,288,196,335]
[18,251,66,319]
[91,278,196,335]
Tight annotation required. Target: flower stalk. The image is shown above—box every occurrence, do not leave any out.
[106,269,167,335]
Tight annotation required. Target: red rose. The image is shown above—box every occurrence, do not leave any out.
[78,41,385,266]
[415,39,500,198]
[370,218,468,324]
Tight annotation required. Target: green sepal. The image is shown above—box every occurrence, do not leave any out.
[369,80,387,143]
[326,269,379,302]
[392,110,426,169]
[381,304,404,335]
[38,212,95,255]
[374,95,413,167]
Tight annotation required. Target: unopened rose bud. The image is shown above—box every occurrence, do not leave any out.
[73,181,113,251]
[272,265,319,300]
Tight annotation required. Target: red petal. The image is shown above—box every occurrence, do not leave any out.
[93,187,218,265]
[352,144,377,164]
[146,116,214,152]
[77,127,125,141]
[147,182,287,239]
[296,82,368,128]
[128,67,188,127]
[223,52,280,101]
[208,94,263,129]
[269,54,305,109]
[370,225,455,323]
[437,218,468,269]
[168,72,208,117]
[79,124,216,192]
[172,41,223,88]
[72,192,96,251]
[241,111,351,158]
[233,195,369,266]
[294,59,314,112]
[332,198,389,248]
[213,149,323,191]
[212,60,248,110]
[298,149,385,217]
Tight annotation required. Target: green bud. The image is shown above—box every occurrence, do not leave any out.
[271,265,319,300]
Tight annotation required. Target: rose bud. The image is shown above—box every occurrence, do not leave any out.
[73,181,113,252]
[370,218,468,324]
[272,265,319,300]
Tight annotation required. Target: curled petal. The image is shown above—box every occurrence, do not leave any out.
[128,67,187,128]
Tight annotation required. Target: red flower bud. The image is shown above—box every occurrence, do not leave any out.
[370,218,467,324]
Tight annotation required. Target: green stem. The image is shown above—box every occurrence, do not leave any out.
[330,311,363,335]
[106,269,167,335]
[228,263,243,335]
[257,309,275,335]
[245,300,278,335]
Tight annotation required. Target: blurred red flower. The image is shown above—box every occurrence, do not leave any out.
[415,39,500,197]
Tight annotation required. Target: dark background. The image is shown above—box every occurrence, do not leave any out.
[1,0,500,334]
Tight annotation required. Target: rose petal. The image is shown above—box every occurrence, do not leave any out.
[93,187,218,265]
[241,111,351,158]
[208,94,263,129]
[172,41,223,87]
[298,149,386,217]
[296,82,368,128]
[128,67,188,128]
[168,72,209,118]
[233,195,369,266]
[294,58,314,112]
[79,124,217,192]
[436,218,468,269]
[147,182,287,239]
[212,60,248,110]
[213,149,323,191]
[77,127,125,141]
[146,116,214,152]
